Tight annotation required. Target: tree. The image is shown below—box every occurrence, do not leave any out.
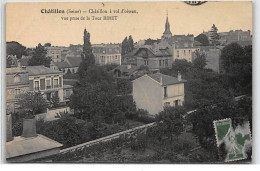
[18,92,48,117]
[121,37,128,56]
[6,41,26,59]
[193,51,207,69]
[128,35,134,52]
[155,106,186,142]
[195,34,210,46]
[209,24,220,46]
[44,43,51,47]
[78,28,95,79]
[220,43,245,73]
[28,43,51,67]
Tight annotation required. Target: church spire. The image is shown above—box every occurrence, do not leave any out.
[162,11,172,39]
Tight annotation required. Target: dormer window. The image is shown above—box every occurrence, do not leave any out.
[14,75,21,83]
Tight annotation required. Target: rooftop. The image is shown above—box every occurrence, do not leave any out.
[6,134,62,159]
[27,65,62,76]
[66,57,82,67]
[148,73,186,86]
[53,61,70,69]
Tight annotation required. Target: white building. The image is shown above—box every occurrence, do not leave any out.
[132,72,186,115]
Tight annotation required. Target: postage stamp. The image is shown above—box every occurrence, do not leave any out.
[213,118,252,162]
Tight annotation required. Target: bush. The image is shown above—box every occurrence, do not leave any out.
[130,133,147,152]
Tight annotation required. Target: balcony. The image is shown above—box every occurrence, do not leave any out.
[46,86,52,89]
[34,87,40,91]
[54,85,59,88]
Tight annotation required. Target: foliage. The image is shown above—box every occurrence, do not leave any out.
[18,92,48,117]
[63,72,79,80]
[6,41,26,59]
[50,92,60,108]
[130,133,147,152]
[220,44,252,95]
[188,97,252,151]
[209,24,220,46]
[37,115,90,148]
[28,43,51,67]
[78,28,95,79]
[156,106,186,142]
[195,34,209,46]
[193,51,207,69]
[116,78,132,95]
[121,35,134,56]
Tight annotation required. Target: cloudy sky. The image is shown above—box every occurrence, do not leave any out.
[6,1,252,47]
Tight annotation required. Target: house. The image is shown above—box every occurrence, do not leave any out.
[6,114,63,162]
[135,45,172,70]
[50,61,71,74]
[26,65,64,102]
[64,57,82,73]
[92,43,121,66]
[200,46,221,73]
[6,66,30,113]
[46,46,62,62]
[132,72,186,115]
[63,84,73,102]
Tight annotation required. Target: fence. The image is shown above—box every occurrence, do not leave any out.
[60,122,156,154]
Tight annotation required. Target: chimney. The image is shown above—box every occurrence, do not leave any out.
[177,71,182,81]
[160,74,163,84]
[6,114,13,142]
[22,118,37,138]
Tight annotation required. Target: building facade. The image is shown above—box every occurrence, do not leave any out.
[135,46,172,70]
[46,47,62,62]
[6,67,30,113]
[92,44,121,66]
[26,66,64,102]
[132,73,186,115]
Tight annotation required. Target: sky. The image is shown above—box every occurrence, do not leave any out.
[6,1,252,47]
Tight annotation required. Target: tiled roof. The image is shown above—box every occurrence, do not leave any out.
[27,65,62,76]
[6,67,28,74]
[135,46,172,58]
[53,61,70,69]
[6,134,62,159]
[92,44,121,54]
[66,57,82,67]
[148,73,186,86]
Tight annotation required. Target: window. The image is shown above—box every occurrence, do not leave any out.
[46,79,51,89]
[164,87,167,98]
[159,60,161,66]
[57,55,59,58]
[184,50,186,55]
[174,100,179,106]
[14,75,21,83]
[163,60,165,66]
[165,60,168,66]
[164,102,170,107]
[177,50,179,57]
[54,79,59,88]
[34,81,40,90]
[144,60,148,66]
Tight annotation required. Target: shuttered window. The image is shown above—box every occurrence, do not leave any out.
[40,79,45,90]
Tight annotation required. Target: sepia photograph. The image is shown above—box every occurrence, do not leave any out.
[4,1,252,163]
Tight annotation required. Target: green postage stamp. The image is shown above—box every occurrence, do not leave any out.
[213,118,252,162]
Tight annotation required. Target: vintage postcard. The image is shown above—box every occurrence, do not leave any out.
[5,1,252,163]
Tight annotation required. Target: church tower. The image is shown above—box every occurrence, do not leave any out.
[162,12,172,39]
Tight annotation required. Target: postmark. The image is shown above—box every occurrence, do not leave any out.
[213,118,252,162]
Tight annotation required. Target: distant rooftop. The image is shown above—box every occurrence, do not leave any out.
[6,134,62,160]
[148,73,186,86]
[53,61,70,69]
[27,65,62,76]
[66,57,82,67]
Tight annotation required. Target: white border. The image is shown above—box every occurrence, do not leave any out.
[1,0,260,167]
